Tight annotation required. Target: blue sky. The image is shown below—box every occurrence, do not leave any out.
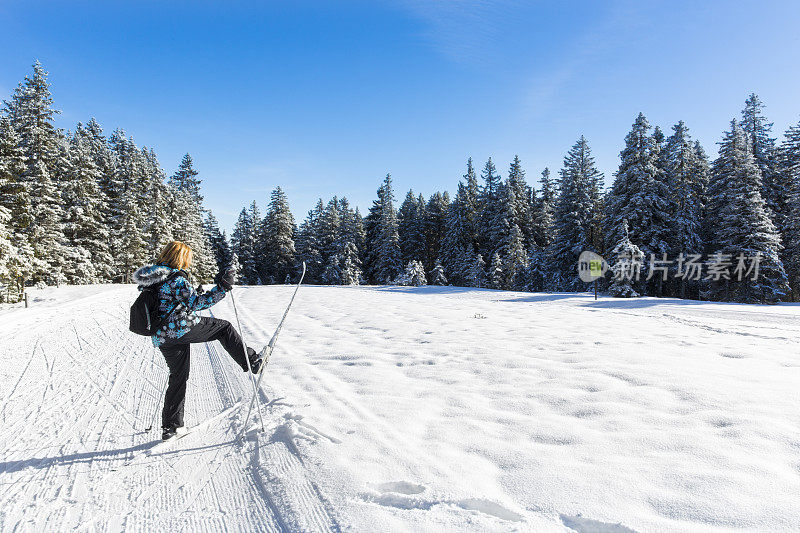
[2,1,799,232]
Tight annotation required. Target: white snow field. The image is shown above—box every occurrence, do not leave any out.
[0,285,798,533]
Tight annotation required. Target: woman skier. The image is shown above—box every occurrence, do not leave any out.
[133,241,262,440]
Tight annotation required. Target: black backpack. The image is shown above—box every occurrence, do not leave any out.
[129,270,187,336]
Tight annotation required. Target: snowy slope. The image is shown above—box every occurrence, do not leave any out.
[0,285,798,532]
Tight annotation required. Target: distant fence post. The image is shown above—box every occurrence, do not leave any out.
[24,291,30,308]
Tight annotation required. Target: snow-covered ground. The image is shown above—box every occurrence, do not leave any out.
[1,285,798,532]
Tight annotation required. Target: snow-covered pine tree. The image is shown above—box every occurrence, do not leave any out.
[168,154,215,281]
[524,242,546,292]
[4,61,66,284]
[430,260,448,286]
[0,116,33,297]
[478,158,503,259]
[141,148,174,261]
[0,199,15,299]
[398,190,427,266]
[335,197,364,285]
[741,94,784,231]
[117,185,148,283]
[423,191,449,271]
[318,197,342,285]
[204,212,232,272]
[461,158,481,246]
[441,164,481,285]
[489,251,503,289]
[231,202,261,284]
[662,121,708,298]
[295,200,325,283]
[609,219,644,298]
[502,223,529,290]
[171,154,203,201]
[707,120,788,303]
[507,155,537,250]
[259,187,296,284]
[778,121,800,299]
[466,252,486,288]
[548,136,603,290]
[0,129,19,299]
[61,124,113,283]
[535,167,556,248]
[605,113,671,295]
[488,179,530,290]
[365,174,402,283]
[395,260,427,286]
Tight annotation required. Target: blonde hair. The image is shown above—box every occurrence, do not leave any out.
[157,241,193,270]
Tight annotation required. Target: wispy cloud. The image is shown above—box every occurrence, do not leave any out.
[397,0,524,66]
[522,0,655,119]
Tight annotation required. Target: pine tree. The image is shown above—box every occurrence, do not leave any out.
[4,61,66,284]
[429,260,448,286]
[525,243,546,292]
[339,239,363,285]
[441,163,481,285]
[170,153,203,203]
[489,251,503,289]
[741,94,784,230]
[778,121,800,299]
[117,186,148,282]
[662,121,708,297]
[231,203,261,284]
[548,136,603,290]
[0,200,15,299]
[204,212,232,272]
[502,223,529,290]
[609,220,644,298]
[423,191,449,271]
[365,174,401,283]
[707,120,788,303]
[535,167,556,248]
[507,155,537,249]
[605,113,672,295]
[395,260,427,286]
[168,154,215,281]
[0,116,32,296]
[466,253,486,288]
[295,200,325,283]
[259,187,296,284]
[336,197,364,285]
[398,190,427,265]
[61,125,112,283]
[478,158,503,258]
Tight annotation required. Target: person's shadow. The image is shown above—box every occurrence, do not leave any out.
[0,440,236,475]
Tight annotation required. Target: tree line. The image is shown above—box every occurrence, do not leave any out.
[231,99,799,304]
[1,62,798,303]
[0,62,214,301]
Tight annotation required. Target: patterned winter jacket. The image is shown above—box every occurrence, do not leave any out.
[132,264,227,347]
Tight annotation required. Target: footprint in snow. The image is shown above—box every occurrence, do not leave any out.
[376,481,426,495]
[365,483,524,523]
[560,513,638,533]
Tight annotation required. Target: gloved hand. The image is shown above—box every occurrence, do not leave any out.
[215,267,236,291]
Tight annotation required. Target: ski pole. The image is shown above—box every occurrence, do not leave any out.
[240,262,306,438]
[230,287,266,434]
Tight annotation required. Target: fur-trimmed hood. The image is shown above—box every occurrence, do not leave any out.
[132,264,175,288]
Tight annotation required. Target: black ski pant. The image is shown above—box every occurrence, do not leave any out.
[158,317,251,430]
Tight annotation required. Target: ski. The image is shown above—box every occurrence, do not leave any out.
[146,403,241,456]
[240,262,306,437]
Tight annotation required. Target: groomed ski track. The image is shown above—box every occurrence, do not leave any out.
[0,285,340,533]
